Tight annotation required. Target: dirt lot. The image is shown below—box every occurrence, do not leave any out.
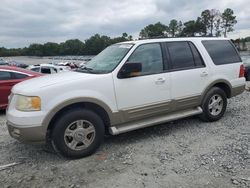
[0,90,250,188]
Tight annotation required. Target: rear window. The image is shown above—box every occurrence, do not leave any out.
[202,40,241,65]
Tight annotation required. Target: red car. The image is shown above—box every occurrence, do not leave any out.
[0,66,42,109]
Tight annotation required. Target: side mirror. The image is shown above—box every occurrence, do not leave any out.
[118,62,142,78]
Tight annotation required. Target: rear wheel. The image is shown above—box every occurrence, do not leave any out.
[246,72,250,81]
[51,108,104,159]
[200,87,227,122]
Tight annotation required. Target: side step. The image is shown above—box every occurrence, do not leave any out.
[109,107,203,135]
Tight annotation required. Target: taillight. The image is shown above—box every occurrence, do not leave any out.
[239,64,245,78]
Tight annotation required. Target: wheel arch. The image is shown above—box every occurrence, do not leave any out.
[44,98,118,139]
[201,80,232,104]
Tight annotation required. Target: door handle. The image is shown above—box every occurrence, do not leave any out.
[155,78,165,84]
[200,71,208,77]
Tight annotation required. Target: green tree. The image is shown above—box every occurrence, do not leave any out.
[200,10,210,36]
[167,19,182,37]
[181,18,205,37]
[27,44,44,56]
[139,22,167,39]
[122,33,128,38]
[214,18,222,37]
[200,9,221,36]
[84,34,112,55]
[221,8,237,37]
[121,32,133,41]
[59,39,85,55]
[181,20,197,37]
[43,42,60,56]
[194,17,206,36]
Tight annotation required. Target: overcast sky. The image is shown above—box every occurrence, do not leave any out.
[0,0,249,48]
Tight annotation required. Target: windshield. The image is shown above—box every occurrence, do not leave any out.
[77,43,133,74]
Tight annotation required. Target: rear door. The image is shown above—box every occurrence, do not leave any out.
[163,41,210,110]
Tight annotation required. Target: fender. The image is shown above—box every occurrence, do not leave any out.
[200,79,233,104]
[42,97,122,130]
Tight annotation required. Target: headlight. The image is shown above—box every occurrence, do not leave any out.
[16,95,41,111]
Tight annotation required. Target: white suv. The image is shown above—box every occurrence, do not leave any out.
[7,38,245,158]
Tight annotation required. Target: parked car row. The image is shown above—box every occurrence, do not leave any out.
[28,64,71,74]
[0,59,29,68]
[0,59,88,109]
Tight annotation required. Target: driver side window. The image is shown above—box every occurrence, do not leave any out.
[127,43,163,75]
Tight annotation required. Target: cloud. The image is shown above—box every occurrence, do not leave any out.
[0,0,249,48]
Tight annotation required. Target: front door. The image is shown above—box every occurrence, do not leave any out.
[113,43,171,121]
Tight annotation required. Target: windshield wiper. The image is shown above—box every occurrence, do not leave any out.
[76,66,94,73]
[81,66,93,71]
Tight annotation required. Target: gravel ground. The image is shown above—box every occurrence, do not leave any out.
[0,90,250,188]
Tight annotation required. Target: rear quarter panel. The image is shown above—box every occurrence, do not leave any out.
[196,39,245,88]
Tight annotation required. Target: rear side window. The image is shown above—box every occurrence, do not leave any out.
[167,42,195,69]
[13,72,28,79]
[202,40,241,65]
[0,71,12,80]
[41,68,51,74]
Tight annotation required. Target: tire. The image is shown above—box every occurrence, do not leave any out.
[51,108,104,159]
[246,72,250,81]
[199,87,227,122]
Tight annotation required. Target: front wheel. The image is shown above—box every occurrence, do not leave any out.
[199,87,227,122]
[51,108,104,159]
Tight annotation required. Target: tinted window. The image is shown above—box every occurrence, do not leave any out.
[41,68,51,74]
[167,42,195,69]
[0,71,12,80]
[189,42,204,67]
[13,72,28,79]
[202,40,241,65]
[127,43,163,75]
[31,67,40,72]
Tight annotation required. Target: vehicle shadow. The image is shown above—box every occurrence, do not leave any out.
[104,116,206,146]
[2,116,209,163]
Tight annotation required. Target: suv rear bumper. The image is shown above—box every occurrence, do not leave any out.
[7,121,46,144]
[231,84,246,97]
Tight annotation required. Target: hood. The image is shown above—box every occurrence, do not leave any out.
[12,71,94,94]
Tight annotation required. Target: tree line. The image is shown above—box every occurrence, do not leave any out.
[0,8,240,57]
[0,33,132,57]
[139,8,237,39]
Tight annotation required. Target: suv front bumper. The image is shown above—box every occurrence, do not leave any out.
[7,121,46,144]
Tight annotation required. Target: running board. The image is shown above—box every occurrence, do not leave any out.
[109,107,203,135]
